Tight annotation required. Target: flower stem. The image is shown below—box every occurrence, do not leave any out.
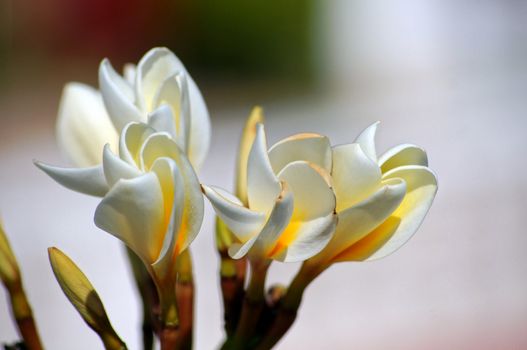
[7,281,43,350]
[229,259,270,350]
[254,262,327,350]
[175,249,194,350]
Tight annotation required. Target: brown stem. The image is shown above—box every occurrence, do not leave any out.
[229,260,269,350]
[159,325,179,350]
[7,282,43,350]
[254,263,328,350]
[220,255,247,337]
[174,250,194,350]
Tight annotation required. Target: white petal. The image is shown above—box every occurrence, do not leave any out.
[99,59,143,131]
[139,133,204,253]
[150,158,185,276]
[277,161,335,221]
[148,105,178,140]
[35,161,108,197]
[102,145,141,187]
[123,63,136,85]
[268,133,332,174]
[236,107,264,205]
[332,144,382,211]
[119,122,155,167]
[152,73,189,152]
[333,166,437,262]
[272,214,337,263]
[378,144,428,173]
[322,178,406,261]
[94,173,165,264]
[247,124,281,213]
[202,185,266,243]
[56,83,118,167]
[252,183,294,259]
[135,47,210,170]
[354,122,379,162]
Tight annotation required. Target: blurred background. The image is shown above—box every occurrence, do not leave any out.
[1,0,526,349]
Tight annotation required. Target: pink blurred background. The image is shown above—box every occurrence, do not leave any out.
[1,1,526,349]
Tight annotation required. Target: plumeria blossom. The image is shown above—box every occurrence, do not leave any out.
[36,121,204,282]
[58,47,210,170]
[287,122,437,266]
[203,123,338,263]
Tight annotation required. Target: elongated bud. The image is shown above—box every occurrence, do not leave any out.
[236,106,265,205]
[48,247,126,350]
[0,219,20,288]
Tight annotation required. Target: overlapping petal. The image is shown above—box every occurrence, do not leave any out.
[56,83,118,167]
[332,166,437,262]
[379,144,428,173]
[332,144,382,211]
[354,122,379,162]
[94,173,165,264]
[247,124,281,213]
[268,133,332,174]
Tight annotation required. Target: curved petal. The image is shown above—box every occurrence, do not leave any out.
[119,122,155,167]
[247,124,281,213]
[150,158,185,276]
[277,161,335,221]
[102,145,141,188]
[319,178,406,262]
[136,47,210,171]
[272,213,337,263]
[332,144,382,211]
[152,73,189,152]
[268,133,332,174]
[202,185,266,243]
[236,107,264,205]
[333,166,437,262]
[94,173,165,264]
[56,83,118,167]
[34,161,108,197]
[148,105,178,140]
[379,144,428,173]
[99,59,143,131]
[354,122,379,162]
[139,133,204,253]
[123,63,136,85]
[251,183,294,259]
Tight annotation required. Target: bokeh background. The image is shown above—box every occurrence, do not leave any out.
[1,1,526,349]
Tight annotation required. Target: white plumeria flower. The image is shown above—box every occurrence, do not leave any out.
[36,121,204,281]
[299,122,438,265]
[202,124,338,263]
[57,47,210,170]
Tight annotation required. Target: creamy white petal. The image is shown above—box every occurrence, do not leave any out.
[247,124,281,213]
[150,158,185,275]
[332,144,382,211]
[228,236,259,260]
[236,107,264,205]
[152,73,189,152]
[272,213,337,263]
[56,83,118,167]
[277,161,335,221]
[379,144,428,173]
[123,63,136,85]
[202,185,266,243]
[148,105,178,140]
[34,161,108,197]
[333,166,437,262]
[94,173,165,264]
[102,145,141,187]
[139,133,204,252]
[119,122,155,167]
[354,122,379,162]
[99,59,143,131]
[268,133,332,174]
[252,184,294,259]
[321,178,406,261]
[136,47,210,170]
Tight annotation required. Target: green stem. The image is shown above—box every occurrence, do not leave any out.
[7,281,44,350]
